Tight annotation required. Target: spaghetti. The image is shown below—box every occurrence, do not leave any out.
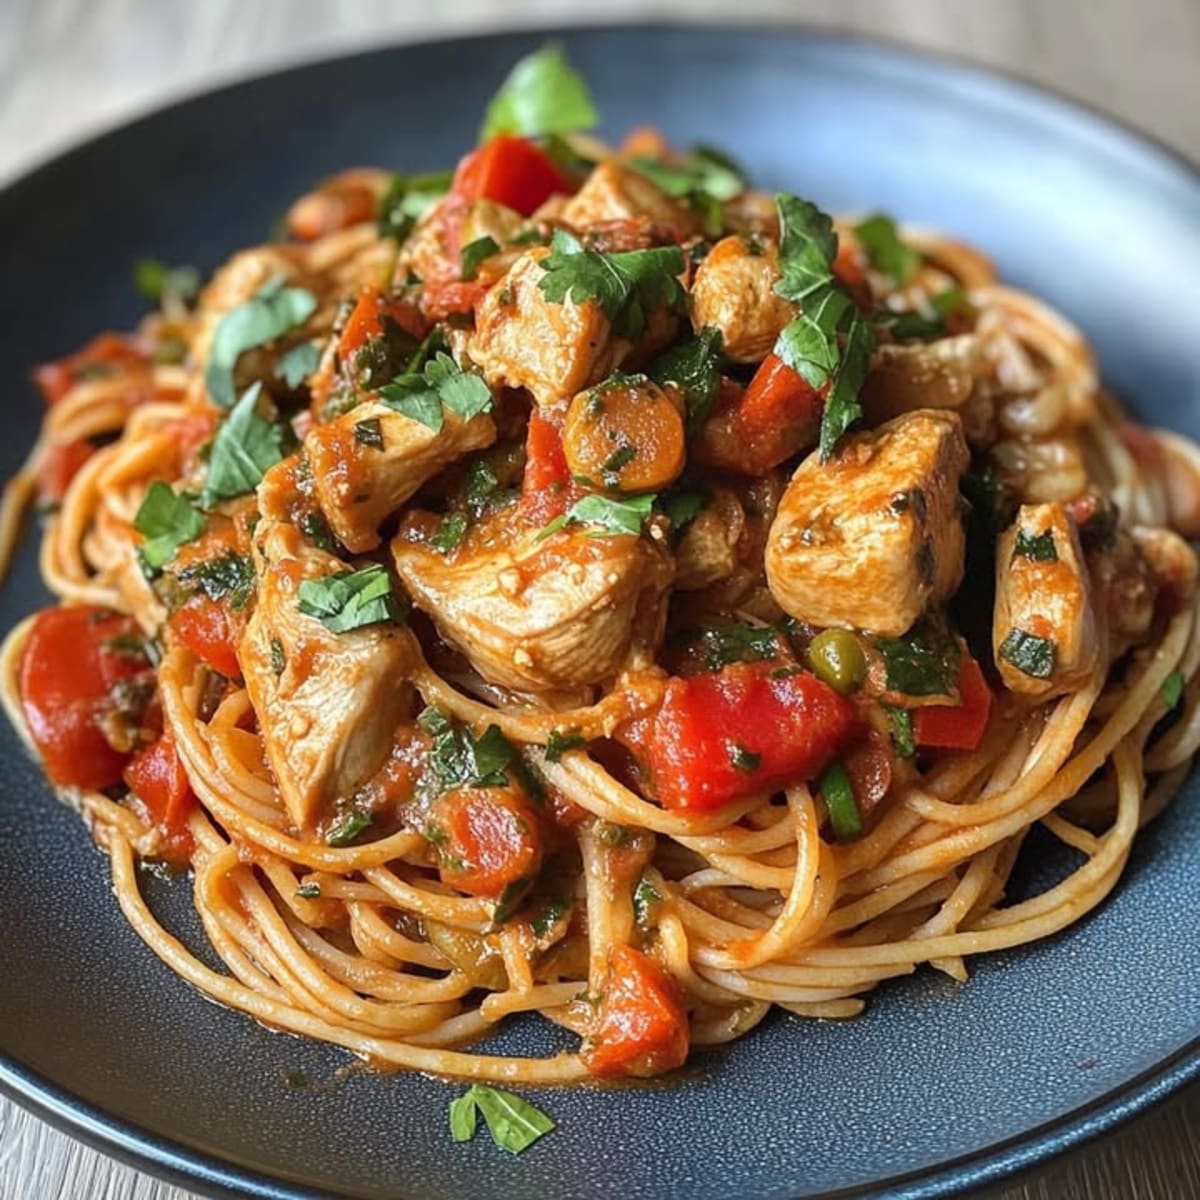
[5,48,1200,1088]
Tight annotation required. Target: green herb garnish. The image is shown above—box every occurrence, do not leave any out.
[295,882,320,899]
[297,564,404,633]
[537,228,685,339]
[133,258,199,309]
[133,480,204,572]
[648,328,722,431]
[176,550,255,610]
[633,875,663,928]
[326,810,372,847]
[461,235,500,281]
[200,383,285,508]
[544,727,586,762]
[270,638,286,676]
[537,492,655,541]
[1162,670,1185,710]
[875,623,962,697]
[479,42,597,142]
[729,744,761,772]
[998,628,1056,679]
[205,278,316,407]
[1013,529,1058,563]
[379,352,493,432]
[819,762,862,841]
[853,213,920,287]
[354,417,384,449]
[275,342,320,389]
[449,1085,555,1154]
[378,170,453,243]
[629,146,744,235]
[431,512,469,554]
[884,705,915,758]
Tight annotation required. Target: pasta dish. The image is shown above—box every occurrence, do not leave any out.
[5,46,1199,1094]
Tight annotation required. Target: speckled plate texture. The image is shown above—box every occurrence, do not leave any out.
[1,24,1198,1200]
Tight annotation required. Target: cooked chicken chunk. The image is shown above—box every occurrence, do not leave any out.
[689,236,795,362]
[1131,526,1198,610]
[468,248,616,406]
[392,518,672,694]
[861,335,986,422]
[674,488,745,591]
[559,160,702,237]
[993,503,1099,698]
[765,410,969,636]
[306,401,495,553]
[239,522,417,830]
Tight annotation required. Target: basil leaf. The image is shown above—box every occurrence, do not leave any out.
[540,492,656,541]
[276,342,320,388]
[297,563,404,634]
[200,383,284,508]
[537,228,685,339]
[449,1093,479,1143]
[461,235,500,281]
[479,42,597,142]
[378,170,453,243]
[998,628,1056,679]
[1162,670,1185,710]
[853,213,920,287]
[468,1084,555,1154]
[205,279,316,407]
[1013,530,1057,563]
[775,289,852,390]
[818,311,874,461]
[649,328,722,431]
[133,480,204,571]
[774,194,838,304]
[133,258,199,309]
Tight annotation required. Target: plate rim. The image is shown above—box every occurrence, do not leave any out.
[1,19,1198,1200]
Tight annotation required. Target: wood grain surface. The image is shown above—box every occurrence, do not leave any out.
[0,2,1197,1197]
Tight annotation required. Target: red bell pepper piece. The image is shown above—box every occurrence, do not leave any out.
[169,593,245,679]
[337,285,428,365]
[913,653,993,751]
[583,945,689,1078]
[451,135,570,216]
[648,661,860,811]
[521,410,573,524]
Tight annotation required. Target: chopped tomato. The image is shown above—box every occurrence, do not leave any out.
[452,135,570,216]
[697,363,824,476]
[38,438,94,502]
[169,594,245,678]
[522,410,573,524]
[123,731,196,858]
[583,945,689,1078]
[287,175,379,241]
[33,333,147,405]
[336,285,428,365]
[427,785,543,899]
[420,279,490,320]
[648,662,860,810]
[162,409,219,476]
[913,654,993,751]
[19,606,148,790]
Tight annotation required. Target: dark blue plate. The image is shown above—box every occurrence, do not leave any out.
[1,25,1198,1200]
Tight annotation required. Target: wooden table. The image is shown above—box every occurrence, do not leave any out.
[0,1,1197,1197]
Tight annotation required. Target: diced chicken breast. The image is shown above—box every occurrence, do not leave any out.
[239,522,417,830]
[689,236,795,363]
[559,160,702,237]
[765,410,969,636]
[993,502,1099,698]
[674,488,745,591]
[306,401,495,553]
[392,518,672,695]
[468,248,616,406]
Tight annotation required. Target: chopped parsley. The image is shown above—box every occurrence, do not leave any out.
[461,235,500,281]
[530,896,571,938]
[297,564,404,633]
[354,417,384,449]
[685,620,780,671]
[729,743,761,772]
[629,146,744,235]
[133,258,199,309]
[176,550,256,610]
[326,810,372,847]
[875,623,962,697]
[648,327,722,431]
[537,228,685,339]
[1013,529,1058,563]
[772,194,876,461]
[853,213,920,287]
[275,342,320,388]
[133,480,204,572]
[1162,670,1185,710]
[420,708,526,793]
[379,352,493,432]
[448,1084,555,1154]
[633,875,663,928]
[998,628,1056,679]
[884,705,915,758]
[299,510,334,551]
[200,382,285,508]
[479,42,597,142]
[431,512,469,554]
[544,727,586,762]
[537,492,655,541]
[377,170,453,243]
[295,882,321,899]
[819,762,862,842]
[270,637,286,676]
[205,278,316,407]
[662,491,706,535]
[601,443,637,482]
